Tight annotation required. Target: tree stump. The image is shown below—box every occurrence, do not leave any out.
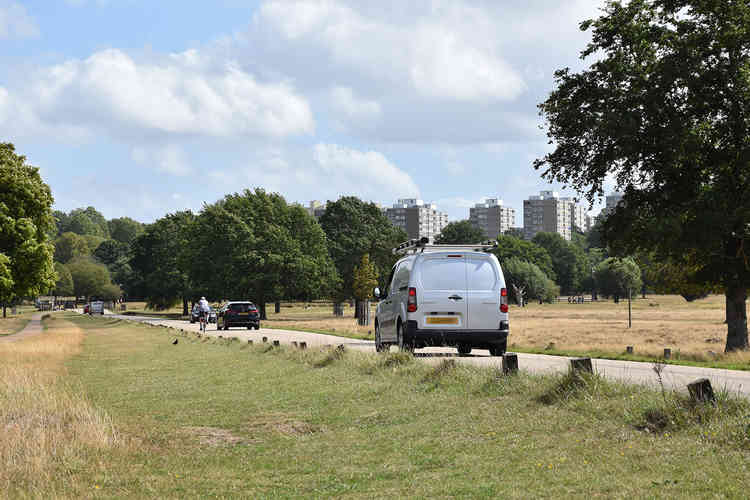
[275,301,281,314]
[688,378,715,403]
[502,353,518,375]
[300,342,307,349]
[570,357,593,373]
[273,340,280,347]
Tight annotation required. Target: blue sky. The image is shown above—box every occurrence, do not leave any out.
[1,0,612,223]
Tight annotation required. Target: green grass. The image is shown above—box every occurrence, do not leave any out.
[23,313,749,497]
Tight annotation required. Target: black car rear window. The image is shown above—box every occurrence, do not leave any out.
[229,303,254,312]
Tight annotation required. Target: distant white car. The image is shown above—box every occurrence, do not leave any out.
[89,301,104,315]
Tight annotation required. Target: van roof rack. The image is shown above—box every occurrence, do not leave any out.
[392,237,498,255]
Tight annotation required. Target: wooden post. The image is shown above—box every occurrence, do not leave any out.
[292,341,298,348]
[663,348,671,359]
[626,346,634,354]
[300,342,307,349]
[628,288,632,328]
[688,378,715,403]
[247,340,253,345]
[273,340,280,347]
[570,357,593,373]
[275,301,281,314]
[262,337,268,343]
[502,353,518,374]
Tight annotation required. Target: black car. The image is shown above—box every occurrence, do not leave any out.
[217,301,260,330]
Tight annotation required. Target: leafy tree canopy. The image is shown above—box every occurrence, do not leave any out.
[66,257,112,299]
[62,206,109,238]
[503,257,559,304]
[435,220,486,244]
[54,232,90,263]
[319,196,406,300]
[94,239,130,267]
[353,254,378,301]
[594,257,642,300]
[108,217,144,244]
[531,232,589,295]
[52,262,74,296]
[534,0,750,350]
[494,234,556,281]
[0,143,56,310]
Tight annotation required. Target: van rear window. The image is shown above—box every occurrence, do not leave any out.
[420,258,467,290]
[468,259,497,290]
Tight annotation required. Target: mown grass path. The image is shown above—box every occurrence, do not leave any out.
[52,313,750,497]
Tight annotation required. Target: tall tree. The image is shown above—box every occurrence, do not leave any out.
[54,232,90,263]
[534,0,750,351]
[130,211,194,312]
[435,220,486,244]
[66,257,112,299]
[64,207,109,238]
[594,257,642,303]
[52,262,74,296]
[319,196,406,300]
[0,143,56,316]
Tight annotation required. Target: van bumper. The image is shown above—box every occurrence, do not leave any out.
[405,320,508,349]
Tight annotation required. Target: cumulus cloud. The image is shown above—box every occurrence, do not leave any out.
[1,48,314,141]
[329,86,381,122]
[0,1,39,39]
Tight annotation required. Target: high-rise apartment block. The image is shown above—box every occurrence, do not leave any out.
[604,192,624,216]
[469,198,516,239]
[306,200,327,219]
[524,190,595,240]
[385,198,449,242]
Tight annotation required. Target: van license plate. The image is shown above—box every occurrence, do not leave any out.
[426,317,458,325]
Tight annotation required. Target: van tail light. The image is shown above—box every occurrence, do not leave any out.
[500,288,508,313]
[407,287,417,312]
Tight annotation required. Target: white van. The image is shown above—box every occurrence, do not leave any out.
[89,300,104,315]
[374,240,509,355]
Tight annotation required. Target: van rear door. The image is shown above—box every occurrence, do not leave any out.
[416,255,467,330]
[466,255,501,330]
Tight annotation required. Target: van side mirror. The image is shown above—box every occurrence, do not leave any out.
[373,287,381,299]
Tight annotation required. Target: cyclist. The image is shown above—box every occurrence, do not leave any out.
[198,296,211,331]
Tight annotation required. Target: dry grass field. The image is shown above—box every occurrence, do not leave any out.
[0,316,120,494]
[126,294,749,363]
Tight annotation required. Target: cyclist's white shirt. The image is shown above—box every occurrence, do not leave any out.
[198,299,210,312]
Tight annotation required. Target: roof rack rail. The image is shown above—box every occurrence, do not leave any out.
[392,238,498,255]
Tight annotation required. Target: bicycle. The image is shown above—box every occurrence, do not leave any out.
[199,310,208,333]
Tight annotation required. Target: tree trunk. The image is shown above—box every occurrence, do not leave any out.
[274,301,281,314]
[353,298,360,319]
[725,284,748,352]
[2,303,5,318]
[259,301,267,320]
[182,297,188,316]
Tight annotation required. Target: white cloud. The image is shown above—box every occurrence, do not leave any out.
[256,0,526,102]
[132,145,192,176]
[312,143,419,200]
[1,48,314,141]
[0,1,39,39]
[329,86,381,122]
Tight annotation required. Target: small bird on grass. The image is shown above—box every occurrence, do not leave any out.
[172,339,178,345]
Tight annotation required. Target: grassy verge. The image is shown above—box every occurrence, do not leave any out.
[13,313,749,497]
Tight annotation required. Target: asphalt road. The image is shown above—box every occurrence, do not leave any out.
[107,312,750,398]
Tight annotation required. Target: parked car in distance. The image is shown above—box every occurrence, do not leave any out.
[190,304,217,323]
[89,301,104,315]
[217,301,260,330]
